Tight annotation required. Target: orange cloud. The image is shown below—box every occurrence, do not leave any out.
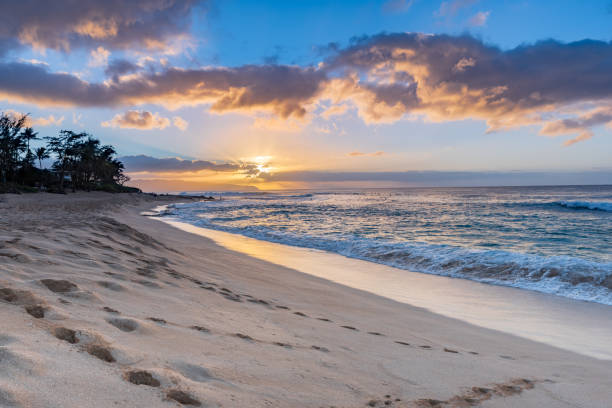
[4,110,64,127]
[2,33,612,145]
[102,110,171,130]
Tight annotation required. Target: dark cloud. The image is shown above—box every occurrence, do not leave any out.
[328,33,612,134]
[104,59,141,78]
[0,62,326,118]
[0,0,205,52]
[120,154,259,174]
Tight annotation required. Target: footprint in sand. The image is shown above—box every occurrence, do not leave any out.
[311,345,329,352]
[274,342,292,349]
[0,287,42,306]
[367,331,383,336]
[293,312,308,317]
[234,333,254,341]
[190,326,210,333]
[96,281,125,291]
[125,370,160,387]
[87,344,115,363]
[102,306,119,314]
[222,294,242,302]
[25,305,45,318]
[148,317,167,324]
[106,317,139,332]
[414,378,537,407]
[247,298,270,306]
[132,279,161,289]
[54,327,78,344]
[166,389,201,406]
[0,288,18,303]
[340,325,358,331]
[40,279,78,293]
[317,317,333,322]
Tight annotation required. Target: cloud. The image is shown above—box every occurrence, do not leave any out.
[72,112,84,127]
[105,59,141,78]
[453,57,476,72]
[435,0,478,17]
[539,106,612,146]
[0,0,205,53]
[321,104,349,119]
[120,154,259,174]
[0,62,325,118]
[328,33,612,142]
[469,10,490,26]
[1,33,612,144]
[382,0,415,13]
[102,110,170,129]
[172,116,188,131]
[4,109,64,127]
[88,46,110,67]
[347,151,385,157]
[30,114,65,127]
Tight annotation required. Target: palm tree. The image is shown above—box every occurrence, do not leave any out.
[35,147,50,169]
[22,127,38,152]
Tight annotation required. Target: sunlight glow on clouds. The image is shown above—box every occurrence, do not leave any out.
[1,33,610,146]
[0,0,610,191]
[102,110,172,130]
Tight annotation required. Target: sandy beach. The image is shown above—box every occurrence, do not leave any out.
[0,192,611,408]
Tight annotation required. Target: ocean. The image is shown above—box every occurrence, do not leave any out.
[162,185,612,305]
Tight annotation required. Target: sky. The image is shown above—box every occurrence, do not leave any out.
[1,0,612,191]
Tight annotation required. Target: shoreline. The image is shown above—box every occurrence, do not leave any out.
[158,218,612,361]
[0,192,610,407]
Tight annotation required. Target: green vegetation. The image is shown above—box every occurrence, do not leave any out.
[0,112,138,194]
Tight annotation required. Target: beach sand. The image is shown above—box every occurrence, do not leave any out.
[0,192,610,407]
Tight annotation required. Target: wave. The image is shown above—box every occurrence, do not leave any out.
[555,201,612,212]
[163,205,612,305]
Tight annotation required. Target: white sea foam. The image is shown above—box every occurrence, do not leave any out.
[163,187,612,305]
[556,200,612,212]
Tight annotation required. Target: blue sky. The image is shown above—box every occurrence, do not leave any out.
[1,1,611,189]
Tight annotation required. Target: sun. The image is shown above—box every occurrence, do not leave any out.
[252,156,273,174]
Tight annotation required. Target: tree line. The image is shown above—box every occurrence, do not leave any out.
[0,112,137,193]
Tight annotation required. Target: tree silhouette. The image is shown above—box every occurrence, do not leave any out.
[0,111,133,193]
[35,147,50,169]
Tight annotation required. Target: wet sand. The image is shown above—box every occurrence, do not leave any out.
[0,192,610,407]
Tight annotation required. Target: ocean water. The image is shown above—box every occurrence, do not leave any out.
[163,185,612,305]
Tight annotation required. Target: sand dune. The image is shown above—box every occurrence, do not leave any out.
[0,192,610,407]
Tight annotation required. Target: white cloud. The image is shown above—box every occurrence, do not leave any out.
[172,116,188,131]
[469,11,490,26]
[88,46,110,67]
